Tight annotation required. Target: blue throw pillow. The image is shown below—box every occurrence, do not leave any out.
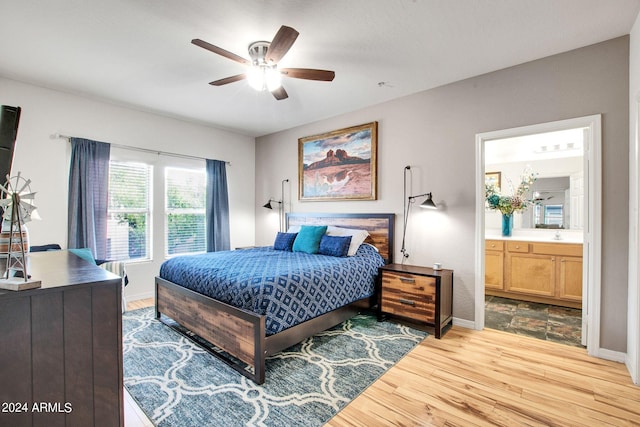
[273,232,297,251]
[69,247,97,264]
[292,225,328,254]
[318,235,352,257]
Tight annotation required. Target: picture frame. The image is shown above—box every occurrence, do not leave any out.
[298,122,378,201]
[485,171,502,191]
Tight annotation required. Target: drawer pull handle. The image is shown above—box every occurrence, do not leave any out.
[399,277,415,284]
[398,298,416,306]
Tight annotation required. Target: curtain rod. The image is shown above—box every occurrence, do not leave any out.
[52,133,231,165]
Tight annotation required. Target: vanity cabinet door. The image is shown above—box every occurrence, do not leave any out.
[505,252,556,297]
[558,256,583,301]
[485,240,504,290]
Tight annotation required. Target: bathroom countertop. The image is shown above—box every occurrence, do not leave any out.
[485,233,583,244]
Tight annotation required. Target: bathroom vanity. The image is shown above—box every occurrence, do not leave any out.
[485,236,583,309]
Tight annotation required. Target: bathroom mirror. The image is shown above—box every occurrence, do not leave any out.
[485,128,584,231]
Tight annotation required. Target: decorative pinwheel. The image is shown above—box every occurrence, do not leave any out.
[0,172,37,225]
[0,172,37,283]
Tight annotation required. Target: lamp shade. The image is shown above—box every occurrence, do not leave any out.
[263,200,273,209]
[420,193,437,209]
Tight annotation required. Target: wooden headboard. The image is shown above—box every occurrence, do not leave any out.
[286,213,395,263]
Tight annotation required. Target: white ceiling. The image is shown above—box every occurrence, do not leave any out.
[2,1,639,137]
[486,128,585,164]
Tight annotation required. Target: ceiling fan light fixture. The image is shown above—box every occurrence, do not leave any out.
[247,66,265,91]
[247,65,281,92]
[265,67,282,91]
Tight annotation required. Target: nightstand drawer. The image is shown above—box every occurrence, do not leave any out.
[380,271,436,322]
[381,293,435,322]
[381,271,436,297]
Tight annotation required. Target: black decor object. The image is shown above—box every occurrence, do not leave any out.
[0,105,21,189]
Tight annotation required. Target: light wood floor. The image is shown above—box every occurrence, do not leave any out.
[125,298,640,426]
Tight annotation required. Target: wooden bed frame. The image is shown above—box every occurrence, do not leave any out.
[155,212,394,384]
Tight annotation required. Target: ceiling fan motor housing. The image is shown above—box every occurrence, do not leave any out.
[248,41,271,65]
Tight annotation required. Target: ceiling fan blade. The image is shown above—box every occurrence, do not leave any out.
[280,68,335,81]
[191,39,250,65]
[271,86,288,100]
[266,26,299,63]
[209,74,247,86]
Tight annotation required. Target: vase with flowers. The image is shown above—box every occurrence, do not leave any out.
[485,168,537,237]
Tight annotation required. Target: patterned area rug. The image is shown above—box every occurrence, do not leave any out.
[123,307,426,427]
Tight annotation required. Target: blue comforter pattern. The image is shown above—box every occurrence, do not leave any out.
[159,244,384,335]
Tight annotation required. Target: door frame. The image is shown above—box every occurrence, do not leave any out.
[474,115,601,356]
[628,96,640,385]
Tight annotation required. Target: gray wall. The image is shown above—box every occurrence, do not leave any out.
[256,36,629,352]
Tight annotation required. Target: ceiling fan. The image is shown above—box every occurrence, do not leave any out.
[533,191,555,202]
[192,25,335,100]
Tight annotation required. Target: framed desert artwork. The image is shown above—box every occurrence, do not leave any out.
[298,122,378,201]
[485,171,502,191]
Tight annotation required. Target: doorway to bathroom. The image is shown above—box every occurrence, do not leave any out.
[475,115,601,353]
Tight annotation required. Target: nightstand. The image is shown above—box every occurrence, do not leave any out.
[377,263,453,338]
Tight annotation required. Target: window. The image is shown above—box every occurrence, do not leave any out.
[165,167,206,256]
[107,161,152,261]
[534,204,564,227]
[543,204,564,225]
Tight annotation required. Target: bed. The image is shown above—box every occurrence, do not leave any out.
[155,212,394,384]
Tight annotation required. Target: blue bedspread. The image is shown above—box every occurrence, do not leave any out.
[159,244,385,335]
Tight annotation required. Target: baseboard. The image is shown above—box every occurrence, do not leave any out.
[125,290,155,303]
[626,355,639,385]
[596,347,627,364]
[452,317,475,330]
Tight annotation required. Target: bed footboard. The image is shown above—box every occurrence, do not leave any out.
[155,277,375,385]
[155,277,267,384]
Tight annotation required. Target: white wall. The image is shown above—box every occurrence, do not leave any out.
[0,77,256,301]
[256,37,630,352]
[628,13,640,384]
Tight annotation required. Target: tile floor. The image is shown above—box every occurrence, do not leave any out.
[484,295,584,347]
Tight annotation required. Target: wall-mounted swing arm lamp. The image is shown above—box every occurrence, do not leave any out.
[400,166,437,260]
[262,179,289,232]
[262,199,281,210]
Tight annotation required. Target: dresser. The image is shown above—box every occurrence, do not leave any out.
[0,251,124,427]
[377,263,453,338]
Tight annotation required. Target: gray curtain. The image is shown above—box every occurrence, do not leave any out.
[205,159,230,251]
[67,137,110,259]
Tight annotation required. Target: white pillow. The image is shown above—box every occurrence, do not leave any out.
[286,225,301,233]
[326,226,369,256]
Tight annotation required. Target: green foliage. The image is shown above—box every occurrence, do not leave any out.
[109,163,149,209]
[167,213,205,255]
[486,168,537,215]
